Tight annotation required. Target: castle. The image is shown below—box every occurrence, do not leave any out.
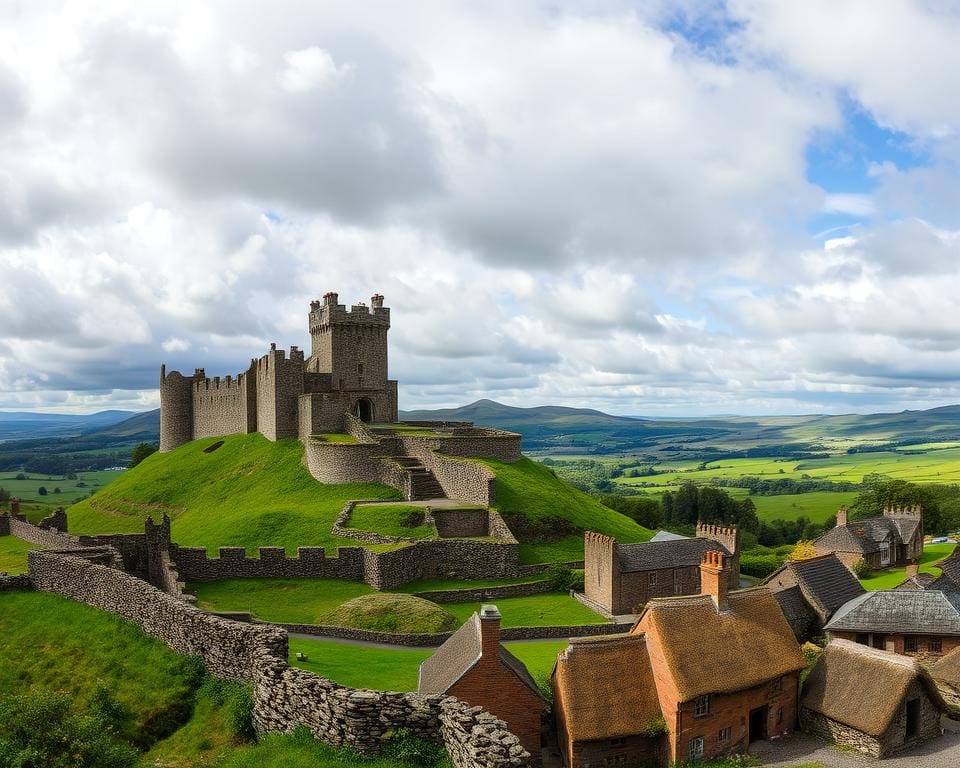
[160,292,398,451]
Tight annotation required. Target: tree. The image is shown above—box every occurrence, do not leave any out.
[130,442,159,468]
[53,487,61,494]
[38,486,48,496]
[788,540,818,561]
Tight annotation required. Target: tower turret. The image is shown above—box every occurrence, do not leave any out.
[159,365,195,451]
[307,291,391,391]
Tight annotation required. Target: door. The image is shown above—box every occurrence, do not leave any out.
[749,705,768,743]
[905,699,920,740]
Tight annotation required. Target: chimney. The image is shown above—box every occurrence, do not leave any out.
[836,506,848,528]
[700,551,730,612]
[906,562,920,579]
[479,604,501,661]
[323,291,339,306]
[371,293,384,309]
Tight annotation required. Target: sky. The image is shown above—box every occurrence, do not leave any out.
[1,1,960,417]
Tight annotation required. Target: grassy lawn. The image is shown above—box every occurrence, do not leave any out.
[189,578,374,624]
[289,636,565,693]
[484,457,652,562]
[68,434,402,553]
[860,542,957,590]
[0,589,200,749]
[0,535,33,573]
[346,504,436,539]
[443,592,606,627]
[0,469,125,505]
[750,491,860,523]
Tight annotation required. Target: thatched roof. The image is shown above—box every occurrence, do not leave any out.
[637,587,805,700]
[553,633,662,742]
[802,639,945,737]
[931,645,960,692]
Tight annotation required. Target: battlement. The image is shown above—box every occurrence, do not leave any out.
[308,292,391,333]
[883,504,923,518]
[696,522,740,555]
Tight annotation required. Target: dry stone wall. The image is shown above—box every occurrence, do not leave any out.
[6,514,82,549]
[171,545,365,582]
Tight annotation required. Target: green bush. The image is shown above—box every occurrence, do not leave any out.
[739,552,783,578]
[545,563,584,592]
[130,442,159,468]
[851,557,871,579]
[382,728,449,766]
[197,677,256,741]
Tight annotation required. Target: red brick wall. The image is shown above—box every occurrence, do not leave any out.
[567,735,662,768]
[448,658,545,757]
[830,631,960,659]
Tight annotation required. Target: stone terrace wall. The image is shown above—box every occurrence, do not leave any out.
[302,440,411,498]
[361,539,521,590]
[26,548,530,767]
[6,514,82,549]
[28,550,287,682]
[171,545,365,582]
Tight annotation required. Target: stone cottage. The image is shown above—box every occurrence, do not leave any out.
[583,523,740,615]
[801,639,945,758]
[418,605,546,759]
[552,633,665,768]
[813,506,923,570]
[762,553,866,642]
[824,589,960,658]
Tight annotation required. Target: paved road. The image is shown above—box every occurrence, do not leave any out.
[751,719,960,767]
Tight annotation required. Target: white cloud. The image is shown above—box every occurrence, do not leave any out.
[277,46,352,93]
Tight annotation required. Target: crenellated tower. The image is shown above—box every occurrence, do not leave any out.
[307,292,391,391]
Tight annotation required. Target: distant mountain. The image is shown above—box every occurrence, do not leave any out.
[85,409,160,439]
[401,398,641,426]
[0,410,138,441]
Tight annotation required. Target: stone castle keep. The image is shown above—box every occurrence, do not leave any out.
[160,292,398,451]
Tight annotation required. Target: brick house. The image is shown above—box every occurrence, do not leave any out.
[824,589,960,659]
[814,506,923,570]
[633,551,805,763]
[762,553,866,642]
[801,639,946,758]
[552,633,665,768]
[418,605,546,759]
[583,523,740,615]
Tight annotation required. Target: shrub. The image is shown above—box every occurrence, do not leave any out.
[787,540,818,561]
[400,509,426,528]
[383,728,449,767]
[38,486,47,496]
[851,558,871,579]
[639,714,667,737]
[545,563,584,592]
[15,473,26,480]
[131,442,159,467]
[739,553,783,579]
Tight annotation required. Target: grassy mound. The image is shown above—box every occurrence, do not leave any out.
[320,593,458,634]
[0,590,202,750]
[483,457,653,562]
[67,434,402,553]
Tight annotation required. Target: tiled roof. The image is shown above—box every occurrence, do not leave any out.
[825,590,960,636]
[815,517,899,555]
[553,633,662,742]
[789,554,866,619]
[617,537,732,573]
[936,549,960,589]
[895,573,937,590]
[637,587,805,700]
[417,613,543,699]
[802,639,944,737]
[774,585,817,642]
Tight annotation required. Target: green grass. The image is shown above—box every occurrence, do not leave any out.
[312,433,358,444]
[346,504,436,539]
[483,457,652,562]
[321,594,458,633]
[750,491,860,523]
[0,534,33,573]
[289,636,564,693]
[189,578,374,624]
[0,469,124,505]
[0,590,200,748]
[68,434,402,553]
[860,542,957,590]
[393,573,550,593]
[443,592,606,627]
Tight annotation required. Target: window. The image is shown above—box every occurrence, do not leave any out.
[357,363,364,377]
[648,572,658,588]
[694,694,711,717]
[855,633,870,646]
[905,636,918,653]
[771,676,782,692]
[880,544,891,566]
[718,727,731,743]
[674,571,684,596]
[608,738,626,746]
[688,736,704,762]
[929,637,943,653]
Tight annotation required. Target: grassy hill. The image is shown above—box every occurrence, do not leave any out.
[68,434,402,554]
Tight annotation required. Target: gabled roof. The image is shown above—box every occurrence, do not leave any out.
[636,587,805,700]
[895,572,937,590]
[764,554,865,622]
[825,590,960,636]
[553,633,662,742]
[774,585,818,642]
[417,613,543,699]
[617,537,732,573]
[936,548,960,589]
[931,645,960,691]
[815,517,900,555]
[650,529,689,542]
[802,639,945,737]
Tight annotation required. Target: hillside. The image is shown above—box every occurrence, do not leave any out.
[68,434,402,553]
[0,409,137,441]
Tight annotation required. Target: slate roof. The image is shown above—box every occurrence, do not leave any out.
[802,639,945,737]
[789,554,866,619]
[774,585,818,643]
[825,590,960,636]
[553,633,662,742]
[895,572,937,590]
[417,613,543,698]
[618,537,732,573]
[936,549,960,589]
[815,517,900,556]
[636,587,805,700]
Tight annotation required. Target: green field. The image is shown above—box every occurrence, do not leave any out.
[346,504,436,539]
[0,535,33,573]
[290,636,564,693]
[750,491,860,523]
[860,542,957,590]
[0,468,125,505]
[67,434,402,553]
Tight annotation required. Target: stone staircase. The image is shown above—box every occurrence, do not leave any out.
[393,456,446,500]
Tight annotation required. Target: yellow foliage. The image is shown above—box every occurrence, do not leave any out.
[788,540,818,561]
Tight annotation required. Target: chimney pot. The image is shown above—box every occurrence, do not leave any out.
[836,507,848,528]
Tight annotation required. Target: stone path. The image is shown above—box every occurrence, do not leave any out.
[751,719,960,767]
